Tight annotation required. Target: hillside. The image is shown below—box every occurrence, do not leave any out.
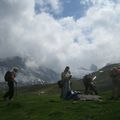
[92,63,120,90]
[0,90,120,120]
[1,69,120,120]
[70,63,120,91]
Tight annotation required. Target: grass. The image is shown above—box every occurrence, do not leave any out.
[0,90,120,120]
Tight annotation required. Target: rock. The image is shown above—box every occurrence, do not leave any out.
[79,94,102,101]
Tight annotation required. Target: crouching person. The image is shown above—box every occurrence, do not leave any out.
[83,74,98,95]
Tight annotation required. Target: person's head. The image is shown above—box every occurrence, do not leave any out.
[12,67,19,73]
[117,66,120,69]
[64,66,70,72]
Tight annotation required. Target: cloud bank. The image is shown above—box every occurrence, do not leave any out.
[0,0,120,76]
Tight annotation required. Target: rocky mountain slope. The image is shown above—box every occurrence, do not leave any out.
[0,56,59,86]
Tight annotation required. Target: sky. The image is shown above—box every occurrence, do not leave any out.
[0,0,120,76]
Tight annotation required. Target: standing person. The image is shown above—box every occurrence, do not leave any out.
[110,67,120,99]
[3,67,19,102]
[61,66,72,99]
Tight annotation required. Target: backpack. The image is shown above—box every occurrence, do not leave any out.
[65,90,80,100]
[4,71,12,82]
[57,80,63,88]
[83,75,92,84]
[116,68,120,75]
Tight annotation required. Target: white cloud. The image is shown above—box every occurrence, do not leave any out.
[35,0,62,14]
[80,0,116,6]
[0,0,120,76]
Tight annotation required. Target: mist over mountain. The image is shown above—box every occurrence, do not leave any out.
[75,64,98,78]
[90,64,98,71]
[0,56,98,86]
[0,56,59,85]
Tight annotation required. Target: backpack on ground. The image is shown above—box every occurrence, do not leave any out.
[65,90,81,100]
[4,71,12,82]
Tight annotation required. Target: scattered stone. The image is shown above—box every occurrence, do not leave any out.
[79,94,102,101]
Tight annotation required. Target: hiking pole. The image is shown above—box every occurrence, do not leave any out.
[16,83,17,96]
[15,81,18,100]
[92,76,96,81]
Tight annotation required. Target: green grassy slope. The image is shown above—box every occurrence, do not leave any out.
[0,90,120,120]
[1,63,120,120]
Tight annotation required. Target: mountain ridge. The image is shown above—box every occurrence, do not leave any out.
[0,56,59,85]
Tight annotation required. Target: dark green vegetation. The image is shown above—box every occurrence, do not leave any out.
[0,85,120,120]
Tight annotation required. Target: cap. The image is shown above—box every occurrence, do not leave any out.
[12,67,19,72]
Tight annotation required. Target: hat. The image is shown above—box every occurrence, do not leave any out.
[12,67,19,72]
[65,66,70,69]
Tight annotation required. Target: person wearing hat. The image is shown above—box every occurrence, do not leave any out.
[3,67,19,101]
[61,66,72,99]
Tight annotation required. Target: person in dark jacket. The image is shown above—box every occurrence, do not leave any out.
[3,67,19,101]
